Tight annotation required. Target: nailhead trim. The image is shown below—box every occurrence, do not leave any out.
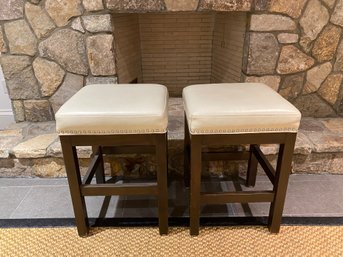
[57,128,167,135]
[190,127,298,134]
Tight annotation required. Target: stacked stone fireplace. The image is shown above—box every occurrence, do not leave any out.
[0,0,343,122]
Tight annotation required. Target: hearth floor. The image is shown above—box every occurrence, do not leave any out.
[1,174,343,223]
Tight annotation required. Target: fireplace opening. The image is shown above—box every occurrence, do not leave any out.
[112,12,247,96]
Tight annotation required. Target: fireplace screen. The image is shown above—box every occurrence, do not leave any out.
[113,12,247,96]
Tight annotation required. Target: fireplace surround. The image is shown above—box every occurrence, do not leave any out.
[0,0,343,122]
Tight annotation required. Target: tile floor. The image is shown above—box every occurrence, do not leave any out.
[1,174,343,221]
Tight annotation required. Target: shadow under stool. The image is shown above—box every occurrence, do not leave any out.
[183,83,301,235]
[56,84,169,236]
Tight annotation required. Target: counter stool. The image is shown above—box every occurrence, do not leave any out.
[56,84,169,236]
[183,83,301,235]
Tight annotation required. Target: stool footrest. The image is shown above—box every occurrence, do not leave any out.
[200,191,275,205]
[81,183,158,196]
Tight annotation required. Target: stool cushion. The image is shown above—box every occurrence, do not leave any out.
[56,84,168,135]
[183,83,301,134]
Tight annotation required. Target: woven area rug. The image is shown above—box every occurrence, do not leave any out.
[1,226,343,256]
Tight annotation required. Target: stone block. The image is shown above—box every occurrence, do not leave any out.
[307,132,343,153]
[334,41,343,72]
[164,0,198,11]
[39,29,88,75]
[45,0,83,27]
[277,45,314,74]
[254,0,271,10]
[198,0,252,11]
[269,0,307,18]
[4,19,37,56]
[0,0,24,20]
[246,33,279,75]
[279,73,304,100]
[23,121,56,138]
[0,159,14,169]
[46,140,62,157]
[299,36,313,53]
[12,100,25,122]
[0,136,22,158]
[294,131,313,155]
[47,140,92,158]
[11,133,57,158]
[0,55,31,80]
[83,0,104,11]
[33,158,66,177]
[0,27,7,53]
[322,118,343,133]
[329,153,343,173]
[299,117,327,132]
[86,76,117,85]
[28,0,41,4]
[322,0,336,8]
[318,74,343,105]
[303,62,332,94]
[0,127,23,137]
[300,0,329,41]
[49,73,84,114]
[293,153,333,173]
[312,25,341,62]
[0,159,34,177]
[71,17,85,33]
[86,34,116,76]
[245,75,280,91]
[33,57,65,97]
[260,144,279,155]
[277,33,298,44]
[11,134,57,159]
[6,67,40,100]
[23,100,53,122]
[25,2,55,39]
[106,0,166,12]
[82,14,112,33]
[293,94,335,117]
[250,14,296,31]
[331,0,343,27]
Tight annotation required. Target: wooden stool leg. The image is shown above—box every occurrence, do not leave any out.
[268,134,296,233]
[156,133,168,235]
[60,137,89,237]
[246,144,259,187]
[92,146,105,184]
[190,136,202,236]
[184,116,191,188]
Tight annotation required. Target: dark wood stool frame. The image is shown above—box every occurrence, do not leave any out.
[184,117,297,235]
[60,133,168,237]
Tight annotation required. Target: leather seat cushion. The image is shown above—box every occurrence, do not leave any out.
[56,84,168,135]
[183,83,301,134]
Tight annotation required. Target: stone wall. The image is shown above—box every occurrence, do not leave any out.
[0,0,342,122]
[0,0,117,122]
[245,0,343,118]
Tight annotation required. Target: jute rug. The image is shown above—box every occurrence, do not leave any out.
[1,226,343,256]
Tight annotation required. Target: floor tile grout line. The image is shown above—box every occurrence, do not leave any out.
[9,187,33,219]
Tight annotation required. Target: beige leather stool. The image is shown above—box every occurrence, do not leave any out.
[183,83,301,235]
[56,84,169,236]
